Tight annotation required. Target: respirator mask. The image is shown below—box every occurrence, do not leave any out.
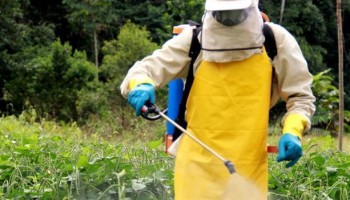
[212,8,249,26]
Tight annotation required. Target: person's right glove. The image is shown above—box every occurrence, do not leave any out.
[128,83,156,116]
[276,133,302,168]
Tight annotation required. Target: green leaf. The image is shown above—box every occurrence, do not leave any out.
[310,155,326,166]
[77,155,89,168]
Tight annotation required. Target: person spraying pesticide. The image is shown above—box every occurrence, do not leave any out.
[120,0,315,199]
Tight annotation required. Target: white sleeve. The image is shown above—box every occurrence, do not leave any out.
[269,22,316,131]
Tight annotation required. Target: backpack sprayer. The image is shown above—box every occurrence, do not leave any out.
[141,103,236,174]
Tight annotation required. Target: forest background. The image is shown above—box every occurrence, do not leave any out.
[0,0,350,144]
[1,0,349,138]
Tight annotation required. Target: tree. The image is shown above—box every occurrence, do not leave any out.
[0,0,55,114]
[100,21,159,83]
[5,40,98,121]
[63,0,119,67]
[99,20,160,105]
[164,0,204,25]
[260,0,328,74]
[336,0,344,150]
[91,21,160,127]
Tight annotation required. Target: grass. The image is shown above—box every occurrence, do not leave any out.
[1,112,349,199]
[0,114,174,199]
[268,138,350,200]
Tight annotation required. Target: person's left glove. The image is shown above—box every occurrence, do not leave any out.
[128,83,156,116]
[276,133,302,168]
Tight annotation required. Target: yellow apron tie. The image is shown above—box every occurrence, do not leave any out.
[174,50,272,199]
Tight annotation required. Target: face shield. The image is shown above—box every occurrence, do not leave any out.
[212,8,250,26]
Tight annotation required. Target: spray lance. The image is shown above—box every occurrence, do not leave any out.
[141,103,236,174]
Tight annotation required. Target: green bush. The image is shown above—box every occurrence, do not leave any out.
[311,69,350,136]
[4,40,98,121]
[78,21,168,136]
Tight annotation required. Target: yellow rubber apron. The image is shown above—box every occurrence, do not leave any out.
[174,50,272,199]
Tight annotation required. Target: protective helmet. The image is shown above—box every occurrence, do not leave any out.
[205,0,254,26]
[205,0,253,11]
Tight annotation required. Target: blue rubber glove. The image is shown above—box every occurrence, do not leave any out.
[128,83,156,116]
[276,133,302,168]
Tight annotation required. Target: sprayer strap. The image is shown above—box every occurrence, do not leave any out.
[172,26,201,141]
[262,23,277,60]
[178,27,201,120]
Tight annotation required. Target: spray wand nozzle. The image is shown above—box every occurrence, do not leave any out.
[141,103,236,175]
[225,161,236,174]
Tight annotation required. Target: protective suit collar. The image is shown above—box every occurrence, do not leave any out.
[200,2,264,62]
